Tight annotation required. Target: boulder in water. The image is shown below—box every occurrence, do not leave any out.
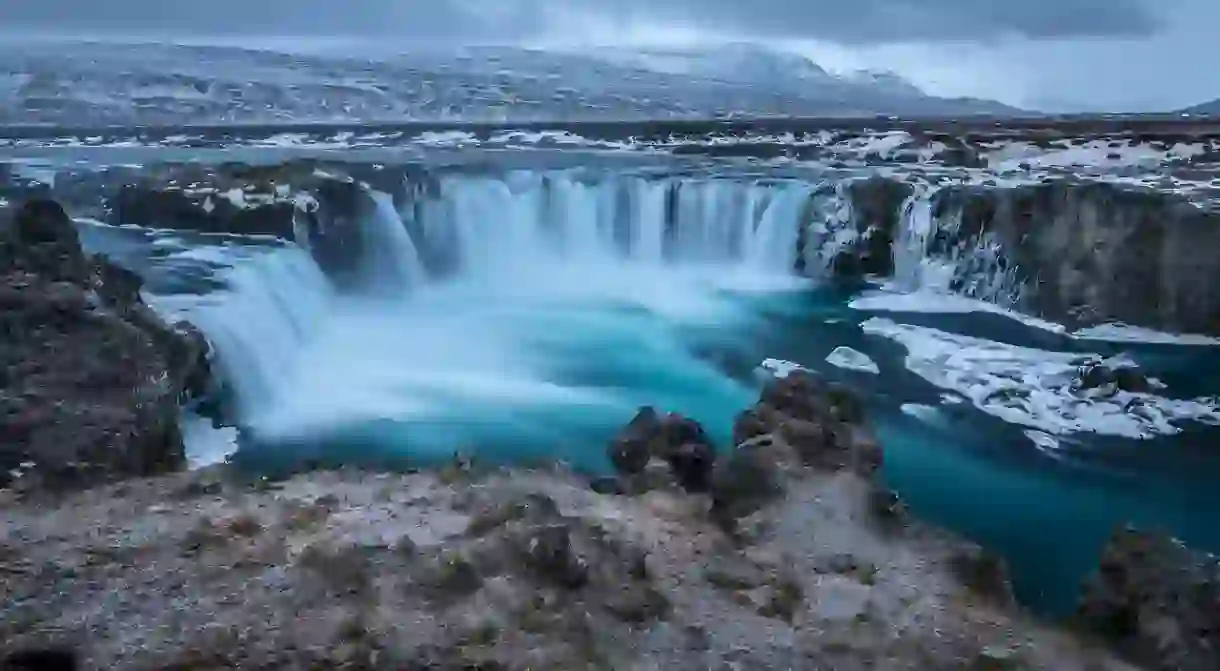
[1,199,210,492]
[1074,355,1153,396]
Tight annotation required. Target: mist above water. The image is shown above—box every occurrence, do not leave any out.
[166,172,813,467]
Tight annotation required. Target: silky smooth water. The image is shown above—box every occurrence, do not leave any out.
[77,167,1220,617]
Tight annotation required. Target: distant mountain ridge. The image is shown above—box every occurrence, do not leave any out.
[1183,97,1220,115]
[0,40,1026,127]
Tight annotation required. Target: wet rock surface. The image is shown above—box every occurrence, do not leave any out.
[607,407,718,495]
[831,176,915,277]
[1078,527,1220,671]
[927,180,1220,334]
[0,200,209,492]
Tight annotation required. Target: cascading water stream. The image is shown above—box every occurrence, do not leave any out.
[365,190,428,292]
[182,169,818,463]
[887,187,1025,306]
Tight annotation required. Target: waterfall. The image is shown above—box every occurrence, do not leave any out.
[892,188,939,289]
[397,170,813,275]
[364,190,427,292]
[153,246,335,421]
[166,168,819,443]
[889,187,1025,306]
[745,181,813,270]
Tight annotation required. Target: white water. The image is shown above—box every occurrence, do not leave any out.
[365,190,427,291]
[181,170,815,464]
[883,187,1026,312]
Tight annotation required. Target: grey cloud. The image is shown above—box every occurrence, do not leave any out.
[0,0,1164,42]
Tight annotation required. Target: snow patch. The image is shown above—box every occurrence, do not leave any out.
[849,289,1066,334]
[826,346,879,374]
[861,317,1220,440]
[985,139,1208,171]
[1072,323,1220,347]
[759,357,805,379]
[901,404,942,424]
[183,414,240,469]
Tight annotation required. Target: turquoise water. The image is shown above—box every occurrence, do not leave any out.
[78,189,1220,620]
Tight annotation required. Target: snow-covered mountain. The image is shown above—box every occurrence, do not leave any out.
[0,40,1024,127]
[1183,97,1220,115]
[589,43,840,89]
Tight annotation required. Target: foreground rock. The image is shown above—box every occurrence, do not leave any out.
[0,367,1135,669]
[1078,527,1220,671]
[0,462,1132,670]
[0,200,209,492]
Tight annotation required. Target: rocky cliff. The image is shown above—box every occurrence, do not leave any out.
[0,200,209,491]
[829,177,1220,335]
[930,181,1220,333]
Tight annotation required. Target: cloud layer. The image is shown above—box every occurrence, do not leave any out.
[0,0,1163,43]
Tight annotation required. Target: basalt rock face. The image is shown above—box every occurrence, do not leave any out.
[832,177,915,277]
[1078,527,1220,671]
[606,407,718,494]
[110,184,298,238]
[294,178,380,289]
[0,200,209,491]
[928,180,1220,334]
[103,163,407,291]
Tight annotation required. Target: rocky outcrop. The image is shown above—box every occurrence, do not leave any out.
[102,163,416,291]
[110,184,298,238]
[0,200,209,491]
[1078,527,1220,671]
[823,177,914,278]
[928,180,1220,334]
[606,407,717,494]
[710,369,884,525]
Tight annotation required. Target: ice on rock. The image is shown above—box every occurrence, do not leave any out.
[826,346,880,374]
[759,358,805,379]
[861,317,1220,440]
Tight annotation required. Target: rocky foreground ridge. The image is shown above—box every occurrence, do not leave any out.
[0,199,1218,669]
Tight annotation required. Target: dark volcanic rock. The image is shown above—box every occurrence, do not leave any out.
[0,647,78,671]
[710,434,794,524]
[1074,355,1153,396]
[829,177,914,278]
[1078,527,1220,671]
[607,407,717,494]
[713,369,884,525]
[0,200,209,491]
[948,546,1015,607]
[735,370,881,476]
[293,178,380,288]
[608,407,665,474]
[110,184,297,238]
[929,180,1220,334]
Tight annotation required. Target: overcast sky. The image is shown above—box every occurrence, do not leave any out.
[1,0,1214,111]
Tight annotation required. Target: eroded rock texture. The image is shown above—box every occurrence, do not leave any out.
[1,199,209,491]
